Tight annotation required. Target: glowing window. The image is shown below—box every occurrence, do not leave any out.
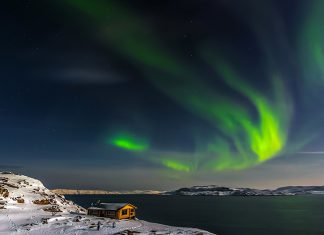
[121,209,128,215]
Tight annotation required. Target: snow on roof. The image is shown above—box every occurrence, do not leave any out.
[88,203,136,211]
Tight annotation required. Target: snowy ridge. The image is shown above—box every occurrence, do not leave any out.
[0,172,84,213]
[0,172,214,234]
[165,185,324,196]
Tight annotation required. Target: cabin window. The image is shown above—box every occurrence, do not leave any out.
[130,209,134,213]
[121,209,128,215]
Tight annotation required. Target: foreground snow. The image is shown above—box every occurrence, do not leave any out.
[0,172,214,235]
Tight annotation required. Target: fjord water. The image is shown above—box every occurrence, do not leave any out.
[65,195,324,235]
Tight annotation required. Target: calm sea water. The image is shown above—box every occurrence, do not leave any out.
[65,195,324,235]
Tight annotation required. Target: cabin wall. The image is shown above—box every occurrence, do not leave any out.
[87,209,117,218]
[88,209,99,216]
[104,210,117,218]
[117,205,136,219]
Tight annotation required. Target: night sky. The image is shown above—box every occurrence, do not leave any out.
[1,0,324,190]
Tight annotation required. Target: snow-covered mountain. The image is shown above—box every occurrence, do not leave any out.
[0,172,214,234]
[165,185,324,196]
[274,186,324,195]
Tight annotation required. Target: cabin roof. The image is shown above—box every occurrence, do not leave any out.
[88,202,137,211]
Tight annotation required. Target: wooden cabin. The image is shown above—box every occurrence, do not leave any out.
[87,202,137,219]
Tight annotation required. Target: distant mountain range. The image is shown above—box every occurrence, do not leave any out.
[51,189,164,195]
[164,185,324,196]
[52,185,324,196]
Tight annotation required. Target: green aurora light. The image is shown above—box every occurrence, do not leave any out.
[108,132,149,152]
[161,159,192,173]
[60,0,323,172]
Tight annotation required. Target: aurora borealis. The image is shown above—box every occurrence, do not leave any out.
[2,0,324,189]
[63,0,292,171]
[108,131,149,152]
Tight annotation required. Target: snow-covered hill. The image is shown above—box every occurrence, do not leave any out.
[165,185,324,196]
[0,172,214,235]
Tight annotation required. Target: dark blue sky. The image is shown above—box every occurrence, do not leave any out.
[1,0,324,190]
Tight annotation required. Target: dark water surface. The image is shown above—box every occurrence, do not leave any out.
[65,195,324,235]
